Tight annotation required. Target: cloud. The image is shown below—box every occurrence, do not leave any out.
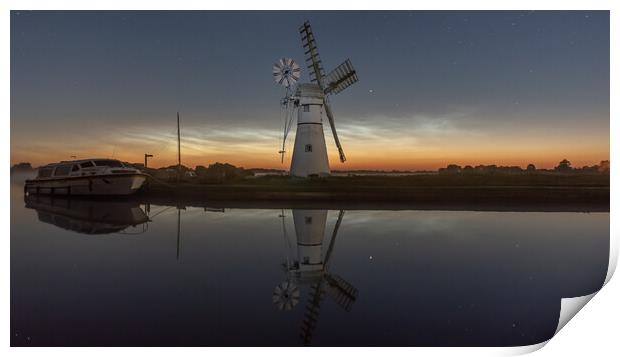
[332,109,485,150]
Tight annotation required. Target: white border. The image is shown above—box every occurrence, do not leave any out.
[4,1,617,356]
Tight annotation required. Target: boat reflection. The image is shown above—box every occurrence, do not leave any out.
[274,209,358,345]
[24,195,149,235]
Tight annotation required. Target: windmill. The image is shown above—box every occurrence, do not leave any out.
[272,209,358,345]
[272,21,359,177]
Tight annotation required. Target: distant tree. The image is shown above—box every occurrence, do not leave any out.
[598,160,610,173]
[526,164,536,172]
[555,159,572,172]
[195,162,252,182]
[462,165,474,173]
[10,162,33,173]
[163,164,191,173]
[474,165,486,173]
[445,164,462,173]
[501,166,523,174]
[195,165,208,176]
[579,165,599,173]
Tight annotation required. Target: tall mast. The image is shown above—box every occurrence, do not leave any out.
[177,112,181,182]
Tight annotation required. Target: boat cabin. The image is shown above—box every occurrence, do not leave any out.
[37,159,132,179]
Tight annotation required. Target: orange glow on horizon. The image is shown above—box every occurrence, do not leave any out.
[10,117,609,171]
[11,146,609,171]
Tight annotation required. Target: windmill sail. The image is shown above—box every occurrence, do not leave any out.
[299,21,326,87]
[323,100,347,163]
[324,59,358,95]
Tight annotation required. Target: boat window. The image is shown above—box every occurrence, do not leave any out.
[94,160,123,167]
[53,165,72,176]
[72,165,80,172]
[38,168,53,178]
[80,161,94,168]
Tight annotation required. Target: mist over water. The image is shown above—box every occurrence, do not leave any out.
[10,177,609,346]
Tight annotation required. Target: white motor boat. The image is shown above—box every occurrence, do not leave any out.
[25,159,148,196]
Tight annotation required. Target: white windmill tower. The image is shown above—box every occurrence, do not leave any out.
[272,21,359,177]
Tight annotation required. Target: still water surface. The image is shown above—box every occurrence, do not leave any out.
[10,177,609,346]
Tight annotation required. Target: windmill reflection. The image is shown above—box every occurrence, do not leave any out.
[274,209,358,345]
[24,195,149,235]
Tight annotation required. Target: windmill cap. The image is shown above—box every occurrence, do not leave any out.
[295,83,324,99]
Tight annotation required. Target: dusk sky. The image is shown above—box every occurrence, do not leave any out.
[10,10,609,170]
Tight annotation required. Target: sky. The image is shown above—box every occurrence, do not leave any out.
[10,10,609,170]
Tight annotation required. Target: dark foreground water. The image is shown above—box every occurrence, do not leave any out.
[10,177,609,347]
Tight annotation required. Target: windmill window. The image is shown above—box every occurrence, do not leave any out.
[305,216,312,224]
[303,104,310,112]
[305,144,313,152]
[303,257,310,264]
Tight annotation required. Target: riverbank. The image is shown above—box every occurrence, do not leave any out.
[139,174,609,211]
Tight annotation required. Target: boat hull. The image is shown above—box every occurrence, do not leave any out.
[25,174,147,196]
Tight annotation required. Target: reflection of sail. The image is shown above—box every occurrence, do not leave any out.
[324,274,357,312]
[24,195,148,235]
[274,209,358,345]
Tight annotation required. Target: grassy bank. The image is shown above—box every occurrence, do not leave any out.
[141,173,609,210]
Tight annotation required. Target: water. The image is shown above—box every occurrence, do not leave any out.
[10,175,609,346]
